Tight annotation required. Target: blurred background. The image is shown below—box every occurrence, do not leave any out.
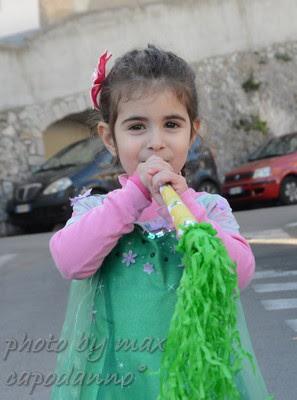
[1,2,297,400]
[1,0,297,236]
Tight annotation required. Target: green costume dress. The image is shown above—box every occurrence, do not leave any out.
[50,224,271,399]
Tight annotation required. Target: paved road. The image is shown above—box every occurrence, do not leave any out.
[241,243,297,400]
[0,233,69,400]
[0,204,296,399]
[235,204,297,399]
[235,203,297,238]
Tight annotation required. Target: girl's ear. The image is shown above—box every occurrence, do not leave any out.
[190,118,201,146]
[97,121,117,156]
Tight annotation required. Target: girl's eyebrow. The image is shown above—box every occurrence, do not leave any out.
[164,114,187,122]
[121,116,147,125]
[121,114,186,125]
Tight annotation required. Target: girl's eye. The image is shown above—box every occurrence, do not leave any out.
[165,121,179,128]
[128,124,145,130]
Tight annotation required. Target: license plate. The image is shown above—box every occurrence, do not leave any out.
[229,187,243,195]
[15,204,31,213]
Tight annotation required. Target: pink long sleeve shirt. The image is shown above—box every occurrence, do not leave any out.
[49,173,255,290]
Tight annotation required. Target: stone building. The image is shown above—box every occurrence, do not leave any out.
[1,0,297,236]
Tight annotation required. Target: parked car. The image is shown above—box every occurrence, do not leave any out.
[6,136,220,232]
[222,132,297,207]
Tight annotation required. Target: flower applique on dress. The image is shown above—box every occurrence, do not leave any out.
[143,263,155,275]
[122,250,137,266]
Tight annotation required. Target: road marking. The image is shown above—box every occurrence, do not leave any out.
[0,254,17,269]
[261,299,297,310]
[251,268,297,334]
[286,319,297,332]
[248,238,297,245]
[253,270,297,280]
[286,222,297,228]
[253,282,297,293]
[244,228,290,239]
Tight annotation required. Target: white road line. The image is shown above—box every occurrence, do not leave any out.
[248,238,297,245]
[261,299,297,311]
[253,270,297,280]
[0,254,17,269]
[286,222,297,228]
[243,229,290,239]
[286,319,297,332]
[253,282,297,293]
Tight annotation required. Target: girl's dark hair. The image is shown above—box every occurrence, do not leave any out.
[99,44,199,146]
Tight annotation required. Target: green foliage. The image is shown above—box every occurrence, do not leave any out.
[242,73,261,92]
[258,57,268,65]
[274,52,292,62]
[233,115,268,135]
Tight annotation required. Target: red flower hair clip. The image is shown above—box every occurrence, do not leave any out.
[90,50,112,110]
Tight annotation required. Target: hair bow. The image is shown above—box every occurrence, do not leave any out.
[90,50,112,110]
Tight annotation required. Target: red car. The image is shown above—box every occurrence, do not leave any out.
[222,132,297,207]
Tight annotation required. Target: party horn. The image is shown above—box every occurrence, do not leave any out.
[159,184,196,234]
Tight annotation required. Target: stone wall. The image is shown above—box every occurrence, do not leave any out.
[2,0,297,111]
[194,40,297,175]
[39,0,162,26]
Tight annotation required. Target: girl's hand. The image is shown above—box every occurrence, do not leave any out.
[150,169,188,206]
[136,155,188,206]
[136,155,173,188]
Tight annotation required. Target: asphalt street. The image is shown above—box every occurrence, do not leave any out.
[0,203,296,400]
[241,243,297,400]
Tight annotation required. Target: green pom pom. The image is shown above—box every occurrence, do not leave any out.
[157,222,255,399]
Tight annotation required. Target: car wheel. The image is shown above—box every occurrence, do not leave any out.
[197,180,220,194]
[279,176,297,205]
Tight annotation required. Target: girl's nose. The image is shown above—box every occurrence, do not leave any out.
[147,128,165,150]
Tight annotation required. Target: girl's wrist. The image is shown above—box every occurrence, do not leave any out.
[128,172,151,201]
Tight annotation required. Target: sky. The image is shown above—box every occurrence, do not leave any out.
[0,0,40,38]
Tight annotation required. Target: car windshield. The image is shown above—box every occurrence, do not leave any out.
[248,134,297,161]
[36,138,105,172]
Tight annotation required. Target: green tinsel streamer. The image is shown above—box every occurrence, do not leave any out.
[156,222,272,400]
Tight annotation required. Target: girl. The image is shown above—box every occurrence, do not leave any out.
[49,45,270,399]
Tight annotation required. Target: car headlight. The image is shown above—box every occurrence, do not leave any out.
[43,177,73,195]
[252,167,271,179]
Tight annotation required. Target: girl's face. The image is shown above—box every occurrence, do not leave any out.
[99,88,200,176]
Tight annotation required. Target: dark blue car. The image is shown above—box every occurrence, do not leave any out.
[6,136,220,232]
